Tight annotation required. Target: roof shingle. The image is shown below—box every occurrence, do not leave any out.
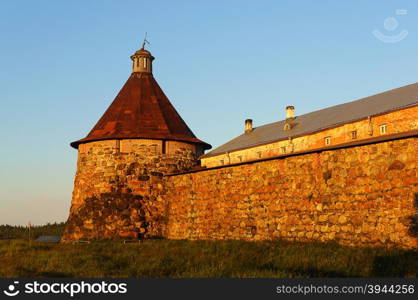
[71,72,211,150]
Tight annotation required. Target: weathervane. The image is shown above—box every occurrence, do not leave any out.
[141,32,150,49]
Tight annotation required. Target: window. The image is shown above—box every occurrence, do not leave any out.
[237,156,242,163]
[351,130,357,139]
[281,146,287,154]
[380,124,387,134]
[143,58,147,68]
[136,58,139,67]
[162,141,166,154]
[257,151,262,159]
[324,136,331,145]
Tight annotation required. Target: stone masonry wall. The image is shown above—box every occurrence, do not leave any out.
[62,140,197,242]
[165,137,418,249]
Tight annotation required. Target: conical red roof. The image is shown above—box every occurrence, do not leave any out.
[71,72,211,149]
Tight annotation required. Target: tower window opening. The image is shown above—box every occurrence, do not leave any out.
[379,124,387,134]
[162,141,166,154]
[136,58,139,67]
[143,58,147,68]
[324,136,331,146]
[351,130,357,139]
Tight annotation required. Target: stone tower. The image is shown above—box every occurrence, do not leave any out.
[62,45,211,242]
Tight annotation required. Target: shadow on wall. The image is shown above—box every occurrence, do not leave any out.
[64,192,148,240]
[369,193,418,277]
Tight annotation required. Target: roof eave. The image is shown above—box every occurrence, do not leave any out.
[70,136,211,150]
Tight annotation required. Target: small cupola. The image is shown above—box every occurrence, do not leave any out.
[130,41,154,73]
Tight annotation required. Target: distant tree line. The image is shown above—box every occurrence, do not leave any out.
[0,222,66,239]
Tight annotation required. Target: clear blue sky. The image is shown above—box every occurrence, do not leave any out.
[1,0,417,225]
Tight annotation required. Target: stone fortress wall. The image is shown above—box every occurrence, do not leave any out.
[61,43,418,248]
[63,134,418,249]
[62,139,198,242]
[166,136,418,249]
[62,44,418,248]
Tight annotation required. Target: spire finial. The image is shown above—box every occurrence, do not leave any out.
[131,34,154,73]
[141,32,150,49]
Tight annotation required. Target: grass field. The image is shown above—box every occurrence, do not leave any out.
[0,239,417,278]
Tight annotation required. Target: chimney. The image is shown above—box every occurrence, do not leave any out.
[245,119,253,133]
[286,106,295,120]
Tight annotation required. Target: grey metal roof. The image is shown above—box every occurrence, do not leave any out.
[203,82,418,158]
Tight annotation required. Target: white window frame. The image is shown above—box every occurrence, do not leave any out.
[325,136,331,145]
[379,124,387,134]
